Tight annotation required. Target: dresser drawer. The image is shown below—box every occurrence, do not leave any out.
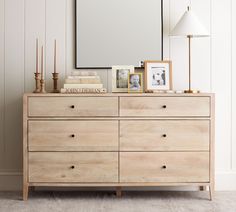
[120,152,209,183]
[28,97,118,117]
[120,97,210,117]
[29,152,118,183]
[120,120,209,151]
[28,120,118,151]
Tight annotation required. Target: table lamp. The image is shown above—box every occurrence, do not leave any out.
[170,6,209,93]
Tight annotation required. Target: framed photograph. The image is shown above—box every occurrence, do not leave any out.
[144,61,172,91]
[128,73,143,93]
[112,65,135,92]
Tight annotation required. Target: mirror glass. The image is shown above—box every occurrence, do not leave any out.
[76,0,163,68]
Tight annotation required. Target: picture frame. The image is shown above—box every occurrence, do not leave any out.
[128,73,143,93]
[144,61,172,91]
[112,65,135,92]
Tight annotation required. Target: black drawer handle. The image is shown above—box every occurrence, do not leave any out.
[70,165,75,169]
[162,165,167,169]
[162,105,167,109]
[162,134,167,138]
[71,134,75,138]
[70,105,75,109]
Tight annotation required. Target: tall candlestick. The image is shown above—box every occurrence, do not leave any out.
[41,46,44,79]
[36,38,39,74]
[54,39,57,73]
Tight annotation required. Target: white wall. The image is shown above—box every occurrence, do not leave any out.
[0,0,235,191]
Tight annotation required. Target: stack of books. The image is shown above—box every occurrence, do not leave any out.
[61,71,107,93]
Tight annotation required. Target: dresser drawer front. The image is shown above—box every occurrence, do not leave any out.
[28,97,118,117]
[28,121,118,151]
[120,152,209,183]
[29,152,118,183]
[120,97,210,117]
[120,120,209,151]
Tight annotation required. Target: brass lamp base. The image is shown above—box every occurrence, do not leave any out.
[184,90,200,94]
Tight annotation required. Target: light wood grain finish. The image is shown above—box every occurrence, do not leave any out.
[23,93,214,200]
[120,152,209,183]
[120,120,210,151]
[28,120,118,151]
[29,152,118,183]
[28,97,118,117]
[120,97,210,117]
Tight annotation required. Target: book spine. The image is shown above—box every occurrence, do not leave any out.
[60,88,107,93]
[71,71,97,76]
[64,84,103,89]
[65,78,101,84]
[67,76,99,79]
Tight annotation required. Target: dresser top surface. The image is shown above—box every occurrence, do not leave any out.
[24,93,214,97]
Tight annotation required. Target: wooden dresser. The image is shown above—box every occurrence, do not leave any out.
[23,93,214,200]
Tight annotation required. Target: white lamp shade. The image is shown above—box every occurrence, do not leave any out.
[170,8,209,37]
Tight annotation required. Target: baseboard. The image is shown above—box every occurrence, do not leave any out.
[215,171,236,191]
[0,171,236,191]
[0,171,22,191]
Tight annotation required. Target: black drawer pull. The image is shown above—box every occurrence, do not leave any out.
[162,134,167,138]
[70,105,75,109]
[71,134,75,138]
[162,165,167,169]
[70,165,75,169]
[162,105,167,109]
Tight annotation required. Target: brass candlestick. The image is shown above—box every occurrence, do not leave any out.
[52,73,60,93]
[40,79,46,93]
[33,73,41,93]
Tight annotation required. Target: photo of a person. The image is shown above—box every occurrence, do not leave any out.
[128,73,143,93]
[116,69,129,88]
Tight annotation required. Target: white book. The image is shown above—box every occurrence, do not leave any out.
[71,71,97,76]
[67,76,100,79]
[64,84,103,89]
[65,78,101,84]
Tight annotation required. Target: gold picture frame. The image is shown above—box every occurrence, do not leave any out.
[144,60,172,92]
[128,73,143,93]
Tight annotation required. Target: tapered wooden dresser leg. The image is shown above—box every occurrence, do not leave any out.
[209,185,213,201]
[23,184,29,201]
[116,187,122,197]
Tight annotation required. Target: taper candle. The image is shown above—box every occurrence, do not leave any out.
[36,38,39,74]
[54,39,57,73]
[41,46,44,79]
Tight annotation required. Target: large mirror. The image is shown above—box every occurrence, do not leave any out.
[75,0,163,69]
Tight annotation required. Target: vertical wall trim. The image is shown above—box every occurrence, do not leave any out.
[230,0,233,170]
[210,0,212,92]
[3,0,6,154]
[44,0,47,82]
[65,0,67,77]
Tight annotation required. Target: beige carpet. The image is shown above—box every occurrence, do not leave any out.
[0,191,235,212]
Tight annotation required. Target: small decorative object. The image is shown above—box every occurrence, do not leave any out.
[170,6,209,93]
[175,90,184,94]
[112,65,134,93]
[128,73,143,93]
[40,45,46,93]
[33,38,41,93]
[165,90,175,94]
[144,61,172,92]
[52,40,60,93]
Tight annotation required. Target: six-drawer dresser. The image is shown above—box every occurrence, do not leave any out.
[23,93,215,200]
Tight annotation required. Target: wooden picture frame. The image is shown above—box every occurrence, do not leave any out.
[144,61,172,91]
[128,73,143,93]
[112,65,134,92]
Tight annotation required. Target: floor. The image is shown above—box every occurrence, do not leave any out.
[0,191,235,212]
